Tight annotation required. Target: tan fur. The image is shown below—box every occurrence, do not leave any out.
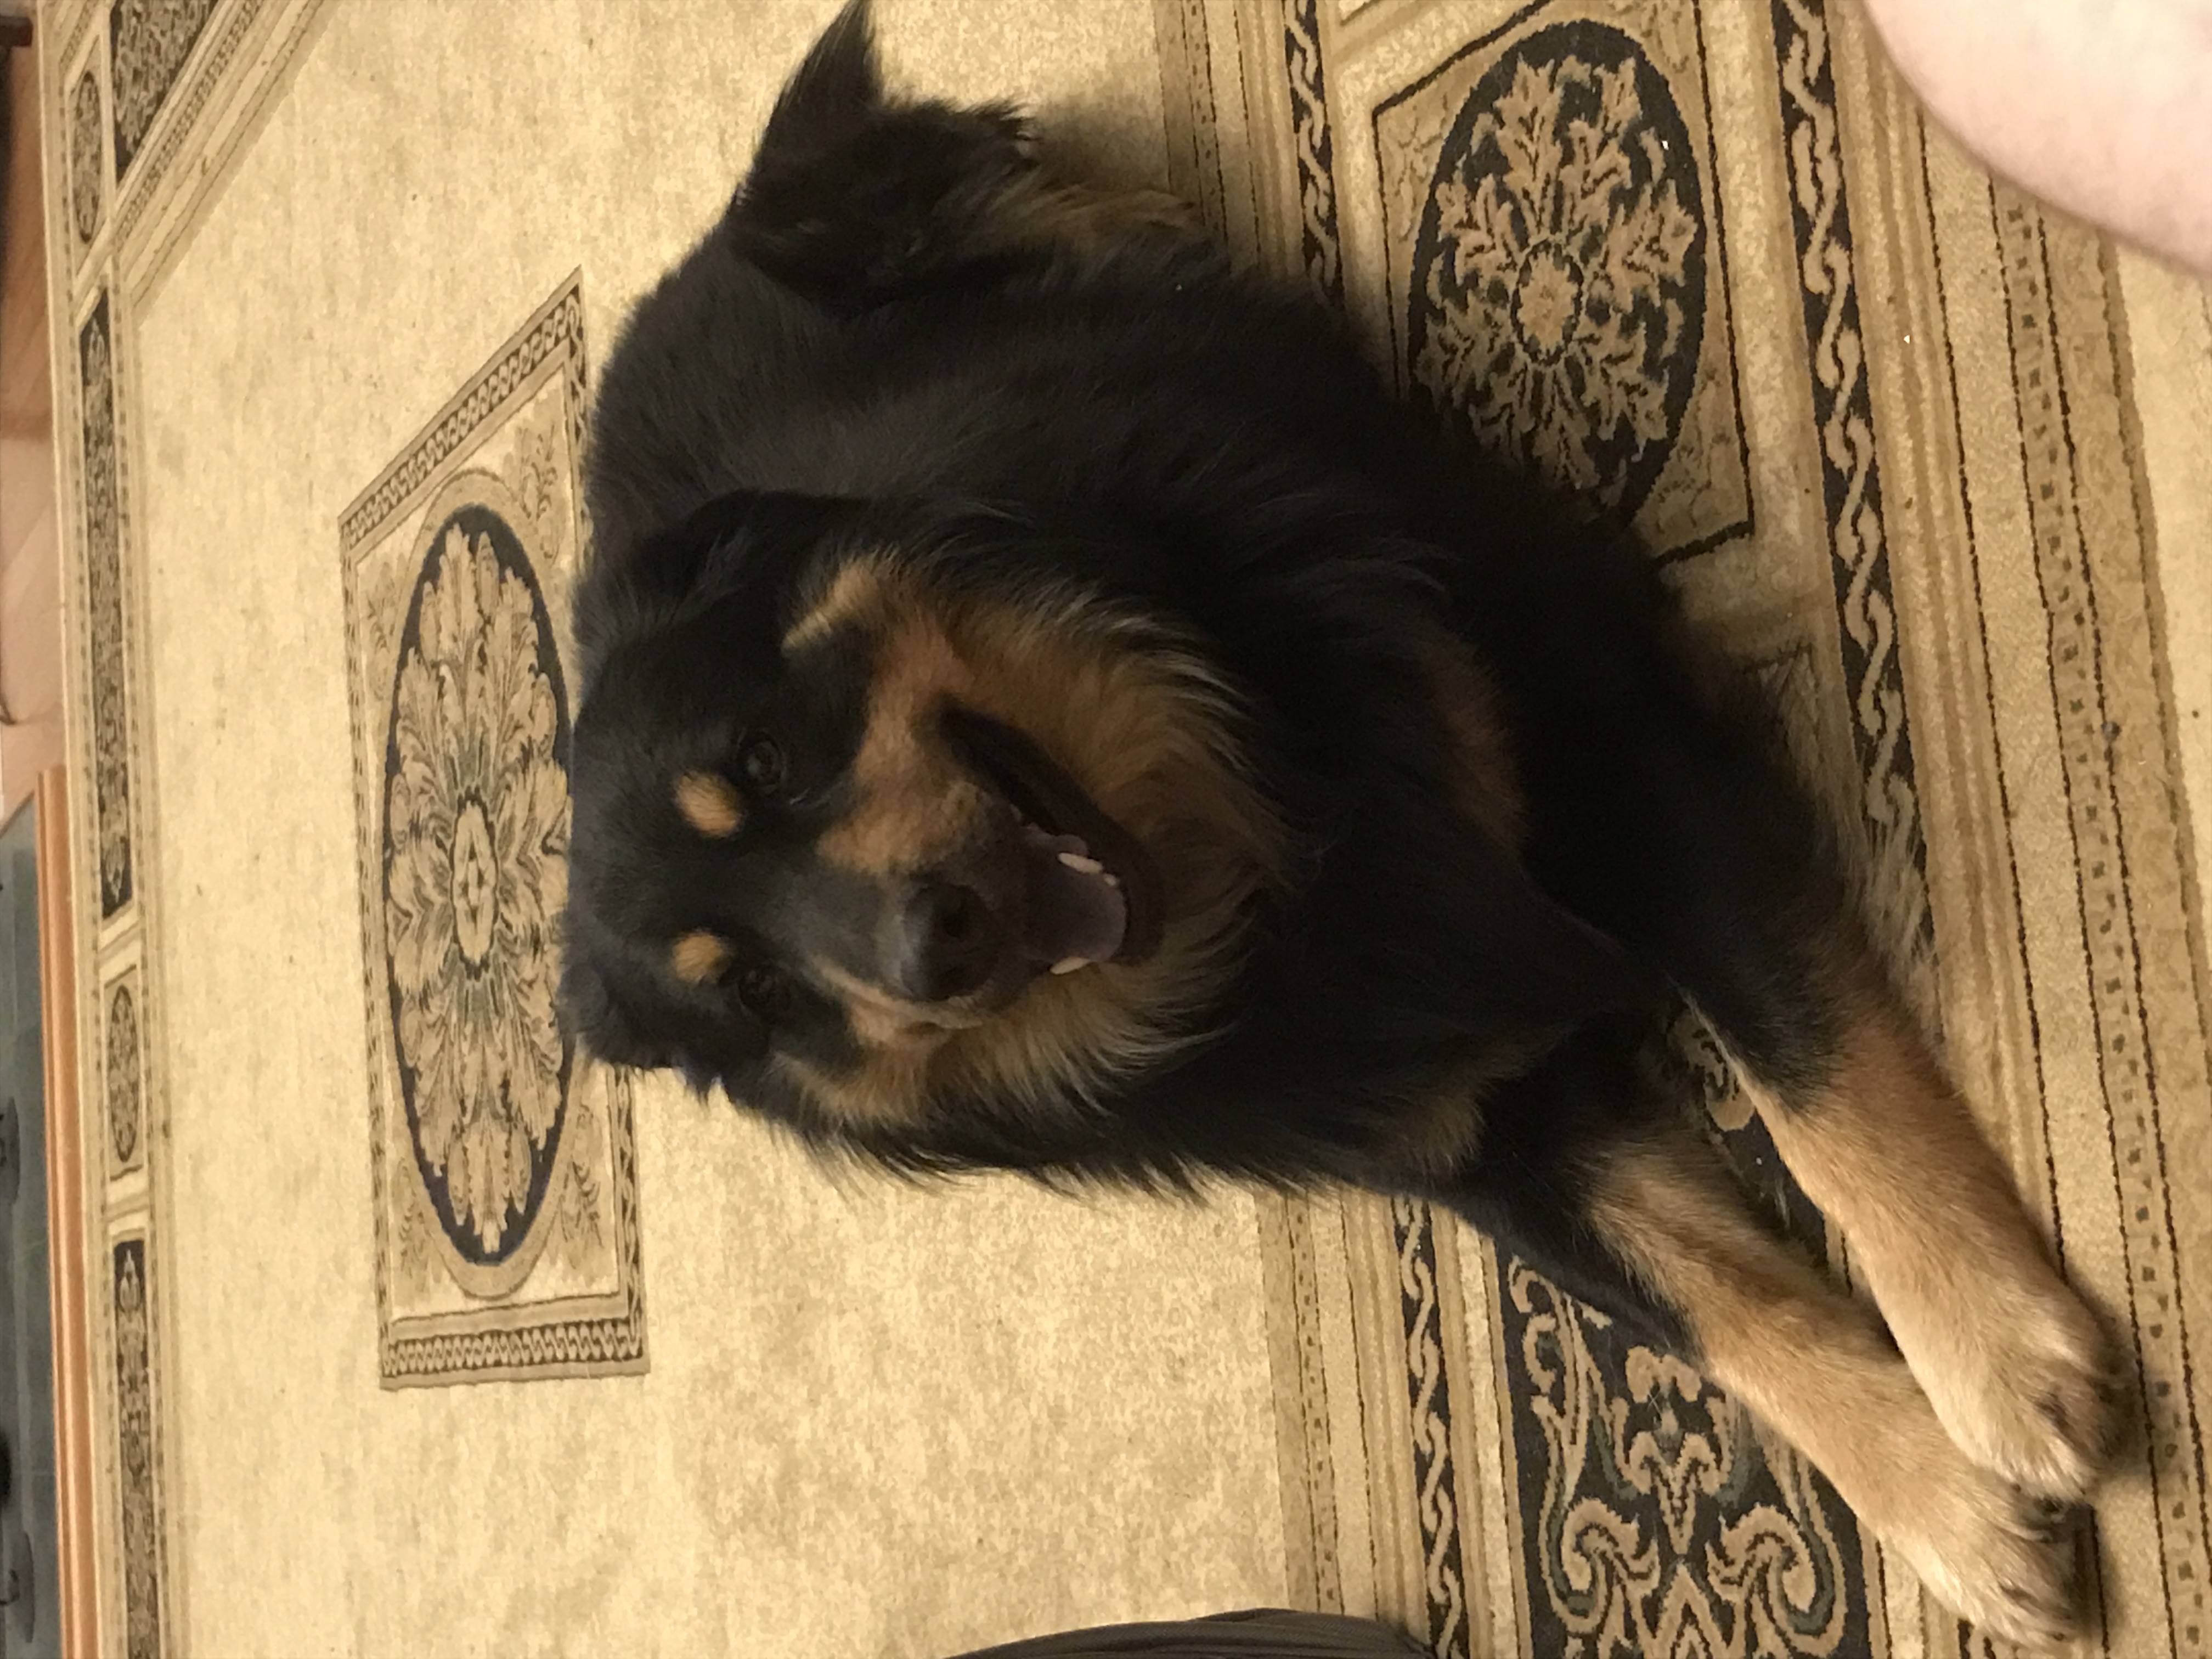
[783,557,894,654]
[777,555,1284,1135]
[1412,632,1525,851]
[670,930,732,987]
[675,771,746,838]
[1588,1132,2085,1647]
[810,961,978,1053]
[774,1047,935,1133]
[1735,990,2121,1502]
[816,621,996,879]
[1355,1068,1486,1187]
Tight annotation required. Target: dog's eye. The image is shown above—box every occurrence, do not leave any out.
[739,733,787,793]
[735,963,789,1020]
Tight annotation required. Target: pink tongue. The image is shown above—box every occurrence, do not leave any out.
[1023,832,1128,966]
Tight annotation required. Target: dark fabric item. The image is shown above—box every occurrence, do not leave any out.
[949,1607,1429,1658]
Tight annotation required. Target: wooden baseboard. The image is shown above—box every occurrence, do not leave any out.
[36,767,98,1659]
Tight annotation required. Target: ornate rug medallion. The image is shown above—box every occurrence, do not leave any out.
[1406,22,1705,518]
[339,278,645,1384]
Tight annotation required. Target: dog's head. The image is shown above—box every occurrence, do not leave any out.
[561,493,1282,1146]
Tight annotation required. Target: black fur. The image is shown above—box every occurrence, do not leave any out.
[564,2,1869,1349]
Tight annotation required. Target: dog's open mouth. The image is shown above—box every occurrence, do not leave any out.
[940,706,1165,972]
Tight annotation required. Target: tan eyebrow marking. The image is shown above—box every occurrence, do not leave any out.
[670,930,733,986]
[675,771,745,838]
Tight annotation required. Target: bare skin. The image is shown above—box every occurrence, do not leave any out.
[1863,0,2212,274]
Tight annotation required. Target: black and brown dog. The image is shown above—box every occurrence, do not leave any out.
[562,3,2121,1640]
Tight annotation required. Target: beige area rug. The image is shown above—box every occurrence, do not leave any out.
[31,0,2212,1655]
[1158,1,2212,1655]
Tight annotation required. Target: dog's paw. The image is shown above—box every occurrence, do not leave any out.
[1893,1470,2091,1651]
[1918,1279,2127,1503]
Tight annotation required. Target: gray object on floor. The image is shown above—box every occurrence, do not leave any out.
[950,1609,1429,1657]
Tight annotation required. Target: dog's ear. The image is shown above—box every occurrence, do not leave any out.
[574,490,861,678]
[639,490,853,592]
[753,0,883,172]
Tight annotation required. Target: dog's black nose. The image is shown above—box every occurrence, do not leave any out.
[893,880,999,1002]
